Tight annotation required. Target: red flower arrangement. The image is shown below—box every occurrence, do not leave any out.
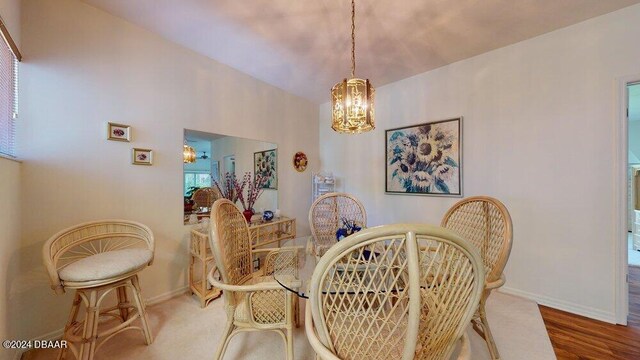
[235,172,267,212]
[212,172,239,203]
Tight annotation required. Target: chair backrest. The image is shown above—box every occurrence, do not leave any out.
[192,187,220,210]
[308,224,484,360]
[308,192,367,248]
[441,196,513,283]
[42,220,154,294]
[209,199,254,303]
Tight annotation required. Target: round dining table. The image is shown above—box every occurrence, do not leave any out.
[272,235,318,298]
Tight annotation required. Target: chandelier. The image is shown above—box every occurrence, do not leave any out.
[183,142,196,164]
[331,0,375,134]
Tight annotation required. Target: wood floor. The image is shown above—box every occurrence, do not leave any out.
[539,265,640,359]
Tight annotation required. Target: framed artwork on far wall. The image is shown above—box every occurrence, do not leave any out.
[132,148,153,166]
[385,117,462,197]
[107,122,131,142]
[254,149,277,189]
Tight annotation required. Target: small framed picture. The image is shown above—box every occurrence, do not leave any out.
[107,122,131,142]
[132,148,153,165]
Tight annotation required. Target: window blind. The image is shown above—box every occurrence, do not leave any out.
[0,37,17,157]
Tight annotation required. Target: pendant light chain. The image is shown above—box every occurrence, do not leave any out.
[330,0,374,134]
[351,0,356,78]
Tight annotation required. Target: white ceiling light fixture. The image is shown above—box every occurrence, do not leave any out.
[331,0,375,134]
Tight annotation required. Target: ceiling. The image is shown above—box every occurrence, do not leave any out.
[84,0,640,103]
[185,129,227,153]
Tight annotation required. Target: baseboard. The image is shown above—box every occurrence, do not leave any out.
[500,286,617,324]
[14,286,190,360]
[146,285,190,306]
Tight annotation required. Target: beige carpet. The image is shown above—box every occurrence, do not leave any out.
[24,291,555,359]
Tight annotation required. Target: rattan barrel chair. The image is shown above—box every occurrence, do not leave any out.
[42,220,155,360]
[192,187,221,212]
[308,192,366,257]
[305,224,485,360]
[441,196,513,360]
[206,199,299,360]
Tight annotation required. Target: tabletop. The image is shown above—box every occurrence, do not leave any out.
[273,236,318,299]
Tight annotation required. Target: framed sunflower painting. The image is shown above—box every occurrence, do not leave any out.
[385,118,462,196]
[254,149,277,190]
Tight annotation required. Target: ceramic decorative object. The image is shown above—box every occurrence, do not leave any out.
[275,209,281,218]
[262,210,274,222]
[242,209,254,223]
[293,151,308,172]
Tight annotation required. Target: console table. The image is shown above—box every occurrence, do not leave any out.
[189,226,222,308]
[188,216,296,307]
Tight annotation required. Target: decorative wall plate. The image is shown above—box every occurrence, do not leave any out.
[293,151,308,172]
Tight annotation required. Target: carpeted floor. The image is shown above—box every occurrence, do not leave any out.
[24,291,555,359]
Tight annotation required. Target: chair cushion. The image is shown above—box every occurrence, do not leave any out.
[59,248,152,282]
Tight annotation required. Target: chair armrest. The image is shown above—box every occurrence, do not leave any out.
[207,267,291,292]
[252,246,304,255]
[305,304,341,360]
[486,274,506,290]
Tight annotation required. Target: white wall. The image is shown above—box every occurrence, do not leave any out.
[0,157,21,359]
[0,1,21,359]
[319,4,640,322]
[16,0,318,341]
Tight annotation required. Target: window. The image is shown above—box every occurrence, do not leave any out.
[0,21,19,158]
[184,171,212,196]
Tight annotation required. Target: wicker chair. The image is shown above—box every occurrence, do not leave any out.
[441,196,513,360]
[42,220,155,360]
[305,224,485,360]
[192,187,221,211]
[206,199,299,360]
[308,192,366,257]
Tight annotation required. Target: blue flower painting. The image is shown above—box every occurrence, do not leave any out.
[386,118,462,196]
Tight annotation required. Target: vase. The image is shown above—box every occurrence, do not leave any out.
[242,209,254,223]
[262,210,274,222]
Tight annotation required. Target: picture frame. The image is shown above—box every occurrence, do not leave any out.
[385,117,462,197]
[254,149,277,189]
[107,122,131,142]
[132,148,153,166]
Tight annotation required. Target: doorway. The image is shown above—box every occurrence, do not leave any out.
[625,81,640,327]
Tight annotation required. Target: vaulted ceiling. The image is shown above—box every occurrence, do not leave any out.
[83,0,640,103]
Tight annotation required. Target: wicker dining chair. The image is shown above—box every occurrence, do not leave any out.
[206,199,299,360]
[441,196,513,360]
[308,192,366,257]
[42,220,155,360]
[305,224,484,360]
[192,187,221,211]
